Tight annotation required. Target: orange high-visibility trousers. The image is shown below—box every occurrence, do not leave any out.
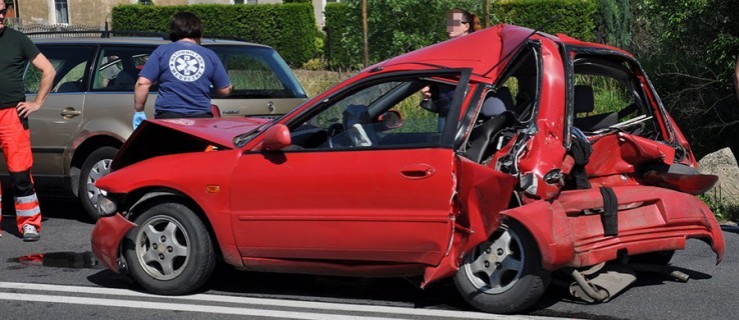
[0,108,41,236]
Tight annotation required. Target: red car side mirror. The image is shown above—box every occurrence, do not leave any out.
[379,110,403,130]
[260,124,291,151]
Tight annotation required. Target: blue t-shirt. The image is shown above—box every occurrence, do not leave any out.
[139,41,230,115]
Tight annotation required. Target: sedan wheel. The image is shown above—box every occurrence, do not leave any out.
[123,202,215,295]
[454,220,549,314]
[79,147,118,221]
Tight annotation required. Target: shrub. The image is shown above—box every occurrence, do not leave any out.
[494,0,598,41]
[323,0,485,69]
[112,3,319,67]
[324,0,601,69]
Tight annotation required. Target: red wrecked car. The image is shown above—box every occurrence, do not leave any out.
[91,24,725,314]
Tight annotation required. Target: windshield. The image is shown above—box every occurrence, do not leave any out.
[207,45,307,99]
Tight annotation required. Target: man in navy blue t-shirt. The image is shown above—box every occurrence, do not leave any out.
[133,11,232,129]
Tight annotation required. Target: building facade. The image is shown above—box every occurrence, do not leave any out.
[9,0,337,29]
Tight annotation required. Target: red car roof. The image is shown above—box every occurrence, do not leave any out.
[375,24,632,81]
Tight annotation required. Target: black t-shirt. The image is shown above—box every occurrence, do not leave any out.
[0,28,41,106]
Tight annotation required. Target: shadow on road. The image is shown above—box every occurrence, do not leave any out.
[85,264,474,310]
[203,265,471,310]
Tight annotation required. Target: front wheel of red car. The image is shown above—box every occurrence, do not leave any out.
[453,220,549,314]
[123,202,215,295]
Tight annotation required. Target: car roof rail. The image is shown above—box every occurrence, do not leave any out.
[25,30,168,39]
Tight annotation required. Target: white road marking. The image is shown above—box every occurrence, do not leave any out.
[0,292,404,320]
[0,281,550,319]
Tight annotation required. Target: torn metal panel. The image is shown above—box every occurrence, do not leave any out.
[586,132,676,178]
[422,156,517,286]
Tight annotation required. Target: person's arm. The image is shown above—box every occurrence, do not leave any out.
[17,53,55,118]
[215,84,233,97]
[134,77,153,112]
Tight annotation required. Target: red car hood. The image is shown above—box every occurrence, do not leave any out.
[111,116,271,171]
[148,117,271,147]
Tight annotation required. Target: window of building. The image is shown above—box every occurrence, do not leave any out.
[54,0,69,24]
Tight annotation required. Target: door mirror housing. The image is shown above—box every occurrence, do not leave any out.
[258,124,291,151]
[379,110,403,130]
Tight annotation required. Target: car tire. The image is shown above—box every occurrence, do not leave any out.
[123,202,215,295]
[79,147,118,221]
[453,219,549,314]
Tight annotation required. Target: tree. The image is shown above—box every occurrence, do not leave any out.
[631,0,738,160]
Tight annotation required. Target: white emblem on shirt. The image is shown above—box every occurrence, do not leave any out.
[168,50,205,82]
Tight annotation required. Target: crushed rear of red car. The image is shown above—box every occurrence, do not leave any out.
[91,24,724,314]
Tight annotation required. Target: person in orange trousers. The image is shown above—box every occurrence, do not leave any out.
[0,2,56,241]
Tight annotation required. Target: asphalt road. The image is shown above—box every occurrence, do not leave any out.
[0,197,735,320]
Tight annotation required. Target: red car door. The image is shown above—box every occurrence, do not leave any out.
[230,148,455,265]
[229,74,471,266]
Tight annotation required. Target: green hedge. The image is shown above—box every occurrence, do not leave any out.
[112,4,319,67]
[324,0,601,69]
[323,0,484,69]
[494,0,598,42]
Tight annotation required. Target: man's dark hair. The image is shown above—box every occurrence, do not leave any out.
[169,12,203,42]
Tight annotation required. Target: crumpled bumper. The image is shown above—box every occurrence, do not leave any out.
[90,213,136,273]
[504,186,726,270]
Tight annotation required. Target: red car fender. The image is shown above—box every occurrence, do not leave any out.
[96,151,243,269]
[90,213,136,273]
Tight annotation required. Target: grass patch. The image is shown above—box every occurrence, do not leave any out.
[700,187,739,223]
[293,69,354,97]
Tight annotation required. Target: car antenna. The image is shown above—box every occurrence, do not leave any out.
[483,15,561,76]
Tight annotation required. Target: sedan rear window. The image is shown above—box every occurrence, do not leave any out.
[209,45,307,99]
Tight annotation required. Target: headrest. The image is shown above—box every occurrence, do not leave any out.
[481,97,506,118]
[342,104,370,127]
[495,86,514,110]
[574,85,594,113]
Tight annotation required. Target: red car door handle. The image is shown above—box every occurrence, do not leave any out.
[400,163,436,179]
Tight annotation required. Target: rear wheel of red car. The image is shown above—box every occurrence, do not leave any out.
[454,220,549,314]
[123,202,215,295]
[79,146,118,221]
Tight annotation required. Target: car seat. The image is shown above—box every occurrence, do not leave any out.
[464,99,515,163]
[573,85,618,132]
[107,70,137,90]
